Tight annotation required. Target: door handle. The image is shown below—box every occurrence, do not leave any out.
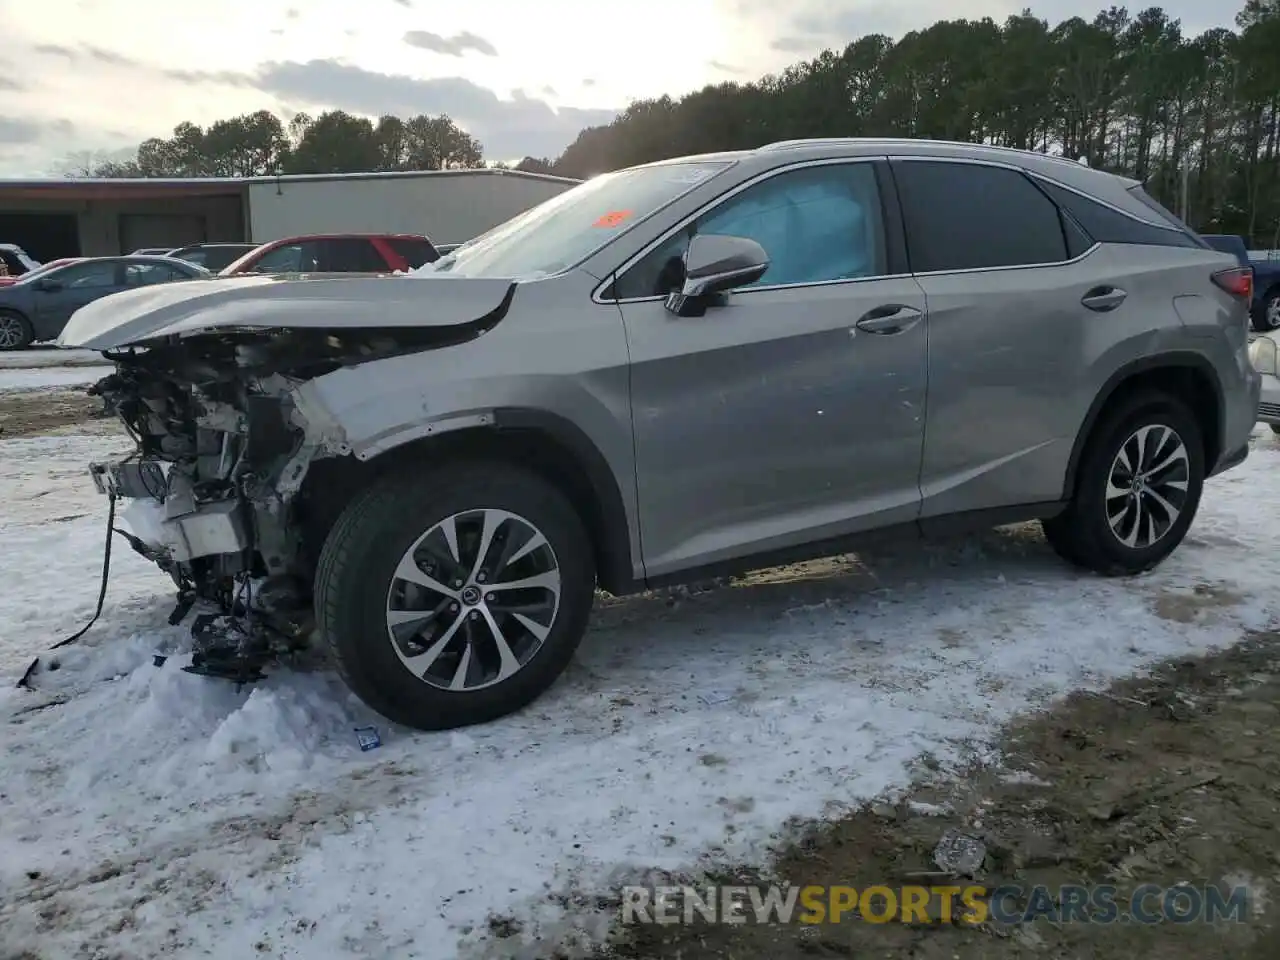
[854,304,924,335]
[1081,286,1127,312]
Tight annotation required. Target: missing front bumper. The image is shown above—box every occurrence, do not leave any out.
[90,460,251,562]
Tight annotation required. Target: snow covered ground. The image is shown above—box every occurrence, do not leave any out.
[0,348,110,370]
[0,366,108,391]
[2,426,1279,959]
[0,348,111,391]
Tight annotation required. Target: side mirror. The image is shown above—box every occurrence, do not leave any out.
[664,234,769,317]
[35,279,62,292]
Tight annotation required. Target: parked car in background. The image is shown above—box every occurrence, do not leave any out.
[167,242,258,272]
[0,243,41,278]
[58,138,1258,731]
[1249,332,1280,434]
[1202,233,1280,331]
[218,233,440,276]
[1250,251,1280,332]
[0,255,210,349]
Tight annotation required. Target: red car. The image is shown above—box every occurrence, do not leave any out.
[219,234,439,277]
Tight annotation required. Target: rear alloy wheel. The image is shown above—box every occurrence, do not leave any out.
[0,312,32,350]
[1043,391,1204,576]
[316,462,596,730]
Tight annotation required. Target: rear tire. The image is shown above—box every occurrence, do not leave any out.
[0,311,32,350]
[315,460,596,730]
[1043,390,1204,576]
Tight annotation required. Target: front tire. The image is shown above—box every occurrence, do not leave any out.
[0,311,33,350]
[315,461,596,730]
[1043,390,1204,576]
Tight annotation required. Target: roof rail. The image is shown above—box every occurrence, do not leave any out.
[756,137,1094,169]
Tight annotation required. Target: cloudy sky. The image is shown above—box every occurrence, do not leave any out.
[0,0,1241,177]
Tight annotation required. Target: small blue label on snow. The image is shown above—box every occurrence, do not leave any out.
[355,726,381,751]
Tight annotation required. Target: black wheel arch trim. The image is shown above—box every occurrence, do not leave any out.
[490,407,638,595]
[1062,352,1225,500]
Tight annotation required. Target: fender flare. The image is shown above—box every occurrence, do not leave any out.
[1061,352,1225,499]
[491,407,640,594]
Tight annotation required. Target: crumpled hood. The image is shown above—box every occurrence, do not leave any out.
[57,272,515,349]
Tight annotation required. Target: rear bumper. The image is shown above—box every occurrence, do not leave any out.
[1209,361,1261,478]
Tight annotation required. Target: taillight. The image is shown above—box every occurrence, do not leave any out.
[1212,266,1253,300]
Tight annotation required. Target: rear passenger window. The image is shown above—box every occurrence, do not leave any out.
[322,239,386,272]
[1034,179,1204,250]
[893,161,1068,272]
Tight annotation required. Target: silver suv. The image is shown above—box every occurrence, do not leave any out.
[59,138,1260,730]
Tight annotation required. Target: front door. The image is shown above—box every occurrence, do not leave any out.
[32,260,124,330]
[612,160,929,579]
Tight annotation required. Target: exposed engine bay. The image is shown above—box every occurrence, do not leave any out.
[85,324,474,683]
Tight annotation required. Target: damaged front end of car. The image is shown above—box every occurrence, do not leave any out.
[62,274,516,683]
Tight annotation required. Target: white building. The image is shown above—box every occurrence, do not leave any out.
[0,168,580,261]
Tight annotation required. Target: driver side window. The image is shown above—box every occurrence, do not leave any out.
[613,162,887,300]
[249,242,317,273]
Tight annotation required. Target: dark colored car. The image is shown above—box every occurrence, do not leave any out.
[0,255,210,350]
[167,243,259,272]
[1201,233,1250,266]
[1202,233,1280,331]
[219,234,439,276]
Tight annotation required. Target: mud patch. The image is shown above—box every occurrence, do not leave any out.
[598,631,1280,959]
[0,386,115,439]
[1152,582,1244,623]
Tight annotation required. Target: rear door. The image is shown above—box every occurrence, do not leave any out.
[891,157,1109,518]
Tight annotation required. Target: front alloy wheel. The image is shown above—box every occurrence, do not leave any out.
[0,313,32,350]
[386,508,561,692]
[316,461,596,730]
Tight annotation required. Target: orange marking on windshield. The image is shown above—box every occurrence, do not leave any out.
[592,210,632,228]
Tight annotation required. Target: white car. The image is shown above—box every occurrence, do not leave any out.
[1249,333,1280,434]
[0,243,41,278]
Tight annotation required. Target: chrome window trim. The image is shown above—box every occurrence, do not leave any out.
[591,155,896,305]
[909,241,1102,279]
[591,153,1119,304]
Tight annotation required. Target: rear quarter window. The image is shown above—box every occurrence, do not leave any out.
[1035,179,1203,250]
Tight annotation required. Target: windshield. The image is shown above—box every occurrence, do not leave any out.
[416,160,736,280]
[14,260,77,284]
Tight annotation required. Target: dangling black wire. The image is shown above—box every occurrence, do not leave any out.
[16,491,118,690]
